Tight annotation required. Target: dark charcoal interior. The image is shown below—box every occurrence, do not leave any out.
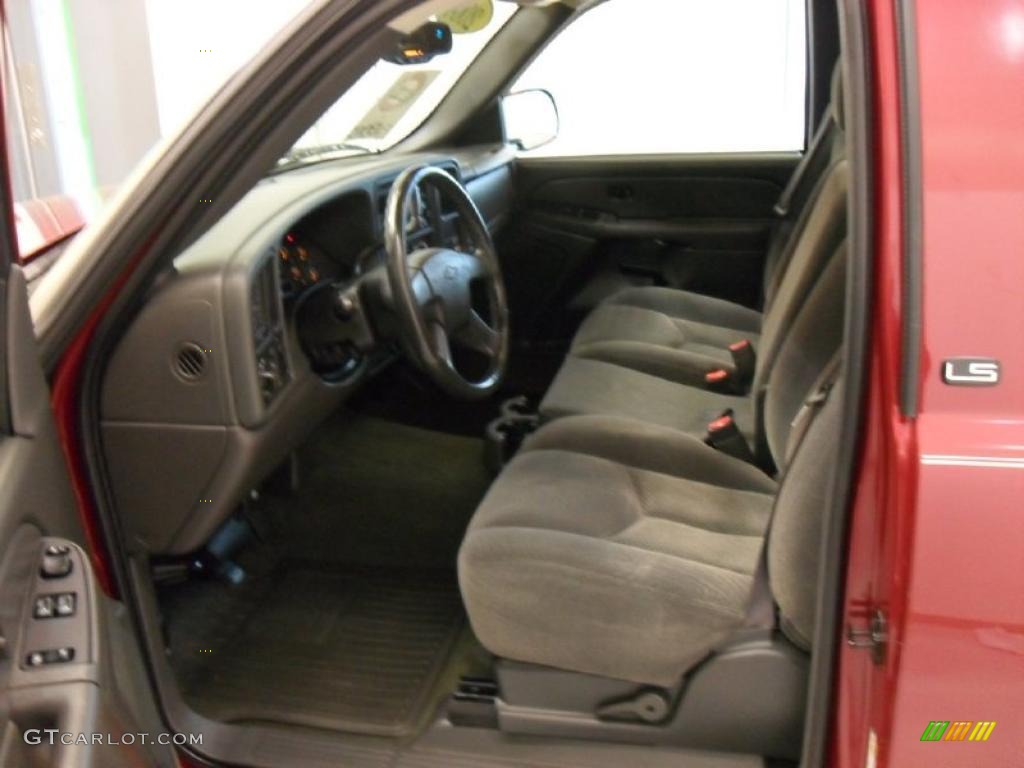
[165,562,470,736]
[91,3,856,767]
[159,410,492,738]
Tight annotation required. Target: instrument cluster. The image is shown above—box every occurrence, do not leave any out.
[277,234,336,298]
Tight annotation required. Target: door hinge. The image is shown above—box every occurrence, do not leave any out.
[846,608,888,665]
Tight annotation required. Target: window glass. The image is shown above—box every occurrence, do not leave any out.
[290,3,515,157]
[2,0,311,259]
[511,0,806,156]
[1,0,512,260]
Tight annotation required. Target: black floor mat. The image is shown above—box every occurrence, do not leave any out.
[347,361,506,436]
[347,350,560,437]
[164,563,465,737]
[263,412,492,568]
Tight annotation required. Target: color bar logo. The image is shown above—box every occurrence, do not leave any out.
[921,721,996,742]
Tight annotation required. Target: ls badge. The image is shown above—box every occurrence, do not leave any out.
[942,358,1000,386]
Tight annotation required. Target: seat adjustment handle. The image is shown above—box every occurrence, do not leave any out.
[596,689,671,724]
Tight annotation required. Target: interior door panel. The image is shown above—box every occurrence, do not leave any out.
[0,269,173,768]
[498,153,800,343]
[465,163,516,234]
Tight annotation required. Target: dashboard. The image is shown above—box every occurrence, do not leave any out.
[99,147,516,556]
[277,237,338,296]
[275,191,378,300]
[272,180,453,301]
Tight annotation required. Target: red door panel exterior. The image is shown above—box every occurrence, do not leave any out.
[833,2,915,766]
[838,1,1024,766]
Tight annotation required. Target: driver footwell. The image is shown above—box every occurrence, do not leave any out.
[161,563,474,737]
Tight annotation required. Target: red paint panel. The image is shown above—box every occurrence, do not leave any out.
[886,2,1024,761]
[50,291,122,597]
[20,199,62,242]
[837,1,1024,767]
[43,195,86,233]
[50,247,148,599]
[16,194,86,262]
[832,1,916,766]
[915,0,1024,418]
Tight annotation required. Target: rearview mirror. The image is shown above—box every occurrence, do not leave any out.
[385,22,453,65]
[502,89,559,151]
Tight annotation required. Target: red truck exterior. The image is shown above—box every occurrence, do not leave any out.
[837,1,1024,766]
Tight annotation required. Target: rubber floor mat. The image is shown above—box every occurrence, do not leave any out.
[167,564,465,737]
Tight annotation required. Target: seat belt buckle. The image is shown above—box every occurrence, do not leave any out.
[727,339,756,393]
[704,410,756,464]
[704,368,736,393]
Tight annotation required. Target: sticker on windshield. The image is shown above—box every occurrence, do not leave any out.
[347,70,439,140]
[438,1,494,34]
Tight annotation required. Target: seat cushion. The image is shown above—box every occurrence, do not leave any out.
[540,357,755,441]
[570,287,763,385]
[458,416,776,685]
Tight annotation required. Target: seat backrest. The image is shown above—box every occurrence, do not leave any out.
[762,244,847,466]
[752,160,847,405]
[743,65,847,470]
[762,243,848,647]
[746,66,850,650]
[765,64,843,309]
[761,62,845,308]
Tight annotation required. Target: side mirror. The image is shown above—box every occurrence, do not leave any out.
[502,89,559,151]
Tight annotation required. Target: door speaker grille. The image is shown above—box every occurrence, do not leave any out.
[174,343,207,381]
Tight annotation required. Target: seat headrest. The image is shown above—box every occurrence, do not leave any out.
[830,62,845,132]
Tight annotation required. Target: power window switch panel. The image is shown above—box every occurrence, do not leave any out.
[33,596,55,619]
[55,593,76,617]
[26,647,75,667]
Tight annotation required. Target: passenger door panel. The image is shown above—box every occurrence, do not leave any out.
[500,154,799,342]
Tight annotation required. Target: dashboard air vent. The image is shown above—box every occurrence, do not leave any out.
[174,343,207,381]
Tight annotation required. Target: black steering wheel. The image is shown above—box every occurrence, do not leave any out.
[384,165,509,400]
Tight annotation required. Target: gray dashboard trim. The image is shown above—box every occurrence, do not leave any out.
[101,150,513,555]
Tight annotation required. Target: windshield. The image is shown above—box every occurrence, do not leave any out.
[284,3,515,162]
[1,0,513,261]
